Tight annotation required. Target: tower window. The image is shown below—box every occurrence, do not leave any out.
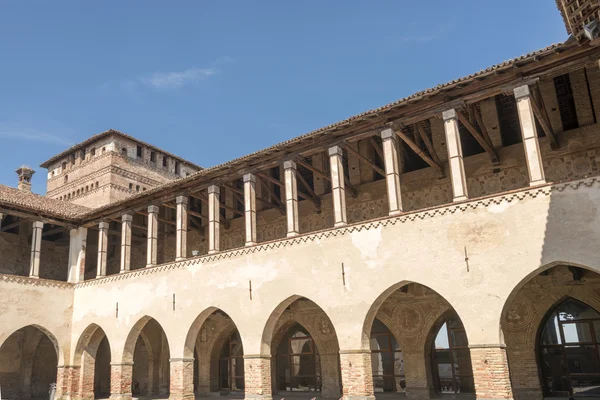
[162,157,167,167]
[80,149,86,160]
[64,175,68,183]
[136,185,140,191]
[150,151,156,162]
[136,145,142,158]
[175,161,180,175]
[91,148,96,156]
[129,183,133,190]
[122,148,128,156]
[62,161,67,171]
[554,73,579,131]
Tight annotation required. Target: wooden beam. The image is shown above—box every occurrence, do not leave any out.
[191,193,243,218]
[255,174,285,214]
[296,156,331,182]
[42,226,67,238]
[369,137,384,162]
[391,125,443,175]
[0,218,29,232]
[222,183,272,208]
[414,122,442,167]
[295,168,321,209]
[0,207,75,228]
[530,84,559,149]
[342,142,385,177]
[455,110,500,164]
[471,104,495,149]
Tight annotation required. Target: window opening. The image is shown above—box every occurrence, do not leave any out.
[136,145,142,158]
[370,319,405,392]
[219,330,245,391]
[554,73,579,131]
[276,323,321,392]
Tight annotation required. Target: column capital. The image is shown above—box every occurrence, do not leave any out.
[283,160,297,170]
[121,213,133,222]
[442,108,457,122]
[381,127,396,140]
[147,204,160,214]
[328,145,344,157]
[32,221,44,229]
[514,84,531,100]
[243,173,256,183]
[98,221,110,230]
[208,184,220,195]
[176,195,188,205]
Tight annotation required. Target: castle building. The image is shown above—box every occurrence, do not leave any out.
[2,3,600,400]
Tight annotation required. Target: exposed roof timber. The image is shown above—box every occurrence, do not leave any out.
[0,206,76,228]
[390,124,443,177]
[9,42,600,226]
[455,110,499,164]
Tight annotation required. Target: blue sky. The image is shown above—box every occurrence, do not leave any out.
[0,1,566,194]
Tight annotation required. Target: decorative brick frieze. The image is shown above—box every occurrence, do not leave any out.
[0,274,73,289]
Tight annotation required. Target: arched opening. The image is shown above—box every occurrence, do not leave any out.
[264,297,341,398]
[501,264,600,400]
[370,319,404,393]
[430,313,474,394]
[73,324,111,399]
[276,323,320,392]
[0,325,59,399]
[186,309,244,396]
[363,282,475,398]
[538,298,600,397]
[218,329,244,392]
[124,317,171,397]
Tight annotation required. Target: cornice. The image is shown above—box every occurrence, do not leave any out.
[73,176,597,289]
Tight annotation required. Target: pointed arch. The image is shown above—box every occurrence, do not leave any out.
[261,295,341,397]
[73,323,111,399]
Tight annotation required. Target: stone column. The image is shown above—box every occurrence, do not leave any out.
[244,174,257,246]
[283,160,300,236]
[469,345,513,400]
[328,145,348,227]
[339,350,375,400]
[97,221,109,278]
[120,213,133,273]
[443,109,469,201]
[176,196,188,261]
[147,205,159,266]
[381,128,403,215]
[243,355,272,400]
[514,85,546,186]
[68,227,87,283]
[29,221,43,278]
[110,363,133,400]
[170,358,195,400]
[208,185,220,254]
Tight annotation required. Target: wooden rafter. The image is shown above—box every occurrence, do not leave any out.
[414,122,442,167]
[342,141,385,177]
[191,193,243,218]
[530,84,559,149]
[0,218,29,232]
[255,174,285,215]
[369,137,384,162]
[391,124,443,175]
[455,110,499,164]
[42,226,67,238]
[471,104,495,149]
[295,155,357,197]
[222,182,272,208]
[295,167,321,209]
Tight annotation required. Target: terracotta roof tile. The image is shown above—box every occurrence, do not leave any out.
[0,185,90,219]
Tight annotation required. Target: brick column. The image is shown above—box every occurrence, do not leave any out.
[55,365,80,400]
[243,355,272,400]
[169,358,195,400]
[470,345,513,400]
[328,145,348,227]
[68,227,87,283]
[120,213,133,273]
[97,221,109,277]
[339,350,375,400]
[176,195,188,261]
[110,363,133,400]
[208,185,220,254]
[443,109,469,201]
[381,128,403,215]
[147,205,159,266]
[244,173,257,246]
[402,350,434,400]
[514,85,546,186]
[283,160,300,237]
[29,221,43,278]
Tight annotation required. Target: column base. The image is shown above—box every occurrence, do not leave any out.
[146,264,156,268]
[286,232,299,238]
[208,250,218,255]
[245,241,257,246]
[119,270,129,274]
[453,195,468,202]
[244,395,272,400]
[529,179,546,187]
[96,274,105,278]
[334,222,347,228]
[175,257,186,261]
[28,275,39,279]
[388,210,403,216]
[110,395,133,400]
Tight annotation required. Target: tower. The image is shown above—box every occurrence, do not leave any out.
[15,166,35,192]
